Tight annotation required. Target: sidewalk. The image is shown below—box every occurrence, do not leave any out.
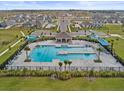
[0,31,25,57]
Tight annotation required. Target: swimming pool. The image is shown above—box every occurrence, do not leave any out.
[29,45,97,62]
[90,33,109,46]
[26,35,38,42]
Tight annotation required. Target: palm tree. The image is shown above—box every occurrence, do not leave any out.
[35,45,40,48]
[110,39,114,55]
[116,38,119,42]
[84,25,87,35]
[68,61,72,71]
[58,62,63,71]
[28,30,30,34]
[107,27,110,35]
[24,46,30,59]
[8,46,11,51]
[64,60,68,71]
[84,29,86,35]
[16,35,19,38]
[97,48,102,60]
[97,45,103,60]
[121,23,124,32]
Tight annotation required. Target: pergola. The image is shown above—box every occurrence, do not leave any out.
[55,32,72,43]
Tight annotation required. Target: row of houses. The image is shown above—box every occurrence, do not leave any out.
[0,14,56,29]
[73,21,103,29]
[92,12,124,24]
[80,22,103,28]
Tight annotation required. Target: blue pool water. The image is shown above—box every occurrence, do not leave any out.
[26,35,38,42]
[90,34,109,46]
[98,38,109,46]
[29,45,97,62]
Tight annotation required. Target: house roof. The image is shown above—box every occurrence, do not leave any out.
[55,32,72,39]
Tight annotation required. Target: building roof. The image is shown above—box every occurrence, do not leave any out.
[55,32,72,39]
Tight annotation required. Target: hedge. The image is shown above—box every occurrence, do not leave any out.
[0,70,124,80]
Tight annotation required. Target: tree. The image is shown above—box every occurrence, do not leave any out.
[64,60,68,71]
[28,30,30,34]
[97,44,103,60]
[58,62,63,71]
[35,45,40,48]
[16,35,19,38]
[116,38,119,41]
[84,29,86,35]
[110,39,114,55]
[121,23,124,32]
[68,61,72,71]
[24,46,30,59]
[84,25,87,35]
[107,27,110,35]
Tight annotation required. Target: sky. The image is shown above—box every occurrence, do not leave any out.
[0,1,124,10]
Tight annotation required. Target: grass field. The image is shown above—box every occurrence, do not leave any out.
[97,24,124,60]
[0,77,123,91]
[0,39,26,64]
[0,27,31,53]
[96,24,124,37]
[43,25,58,32]
[0,27,31,64]
[106,37,124,59]
[75,24,124,36]
[0,17,5,22]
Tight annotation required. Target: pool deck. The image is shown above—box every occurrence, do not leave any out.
[6,40,123,70]
[57,50,96,55]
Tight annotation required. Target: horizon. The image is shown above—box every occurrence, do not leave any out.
[0,1,124,10]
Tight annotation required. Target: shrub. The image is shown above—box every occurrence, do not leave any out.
[94,59,102,63]
[57,71,71,80]
[0,70,124,80]
[71,71,84,77]
[24,59,31,62]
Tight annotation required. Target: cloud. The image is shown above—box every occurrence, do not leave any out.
[0,1,124,10]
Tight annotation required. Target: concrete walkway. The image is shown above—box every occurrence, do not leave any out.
[110,34,124,39]
[0,38,23,57]
[68,25,71,32]
[20,31,26,37]
[57,19,60,31]
[0,31,26,57]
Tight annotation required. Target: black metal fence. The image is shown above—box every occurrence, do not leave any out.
[0,41,28,69]
[104,46,124,66]
[5,65,124,72]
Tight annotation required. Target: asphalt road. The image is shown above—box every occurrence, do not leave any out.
[59,19,69,32]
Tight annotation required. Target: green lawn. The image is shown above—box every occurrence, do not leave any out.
[96,24,124,60]
[0,27,31,53]
[91,24,124,60]
[0,17,4,22]
[0,27,31,65]
[0,39,26,64]
[0,77,124,91]
[76,24,124,37]
[106,37,124,59]
[0,30,21,53]
[42,25,58,32]
[96,24,124,37]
